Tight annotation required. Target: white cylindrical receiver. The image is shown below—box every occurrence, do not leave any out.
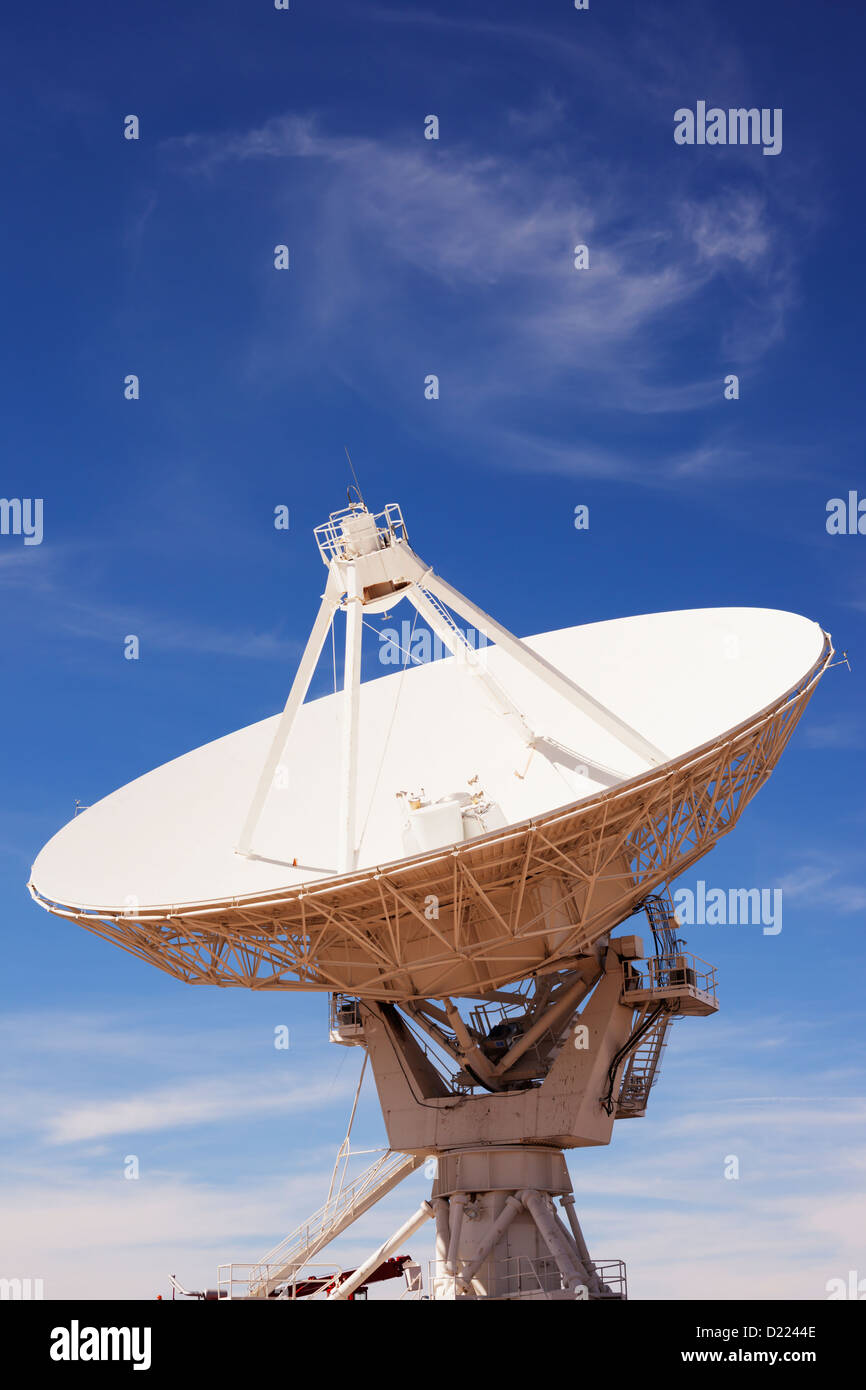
[339,512,382,558]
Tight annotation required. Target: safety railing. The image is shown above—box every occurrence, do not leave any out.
[622,952,717,1004]
[314,503,407,564]
[593,1259,628,1299]
[219,1258,426,1302]
[428,1255,627,1301]
[218,1263,346,1301]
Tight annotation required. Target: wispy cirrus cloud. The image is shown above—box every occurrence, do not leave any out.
[777,861,866,913]
[161,108,812,485]
[0,1007,360,1146]
[46,1075,348,1145]
[0,546,296,660]
[801,717,866,751]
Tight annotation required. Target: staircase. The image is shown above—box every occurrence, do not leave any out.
[615,1007,675,1118]
[247,1150,424,1298]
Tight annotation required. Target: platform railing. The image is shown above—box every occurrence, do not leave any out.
[218,1262,345,1301]
[592,1260,628,1299]
[428,1255,627,1301]
[623,951,717,1002]
[314,503,407,564]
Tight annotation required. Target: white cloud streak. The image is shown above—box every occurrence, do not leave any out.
[45,1075,345,1145]
[162,110,810,484]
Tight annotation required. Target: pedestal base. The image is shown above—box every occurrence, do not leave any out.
[429,1146,625,1301]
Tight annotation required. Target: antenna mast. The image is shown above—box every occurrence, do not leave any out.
[345,446,365,509]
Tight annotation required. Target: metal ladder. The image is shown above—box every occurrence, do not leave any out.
[420,587,479,659]
[247,1150,424,1298]
[640,891,681,957]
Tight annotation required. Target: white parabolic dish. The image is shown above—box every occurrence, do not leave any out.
[31,606,825,916]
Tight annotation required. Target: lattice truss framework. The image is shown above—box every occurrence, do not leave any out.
[32,639,831,1001]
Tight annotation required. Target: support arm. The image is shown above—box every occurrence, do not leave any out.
[401,547,667,768]
[408,586,535,749]
[237,569,342,857]
[339,565,364,874]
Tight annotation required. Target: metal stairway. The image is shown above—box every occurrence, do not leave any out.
[615,1005,675,1118]
[247,1150,424,1298]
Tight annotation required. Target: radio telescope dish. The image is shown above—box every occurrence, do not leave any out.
[30,499,831,1001]
[28,495,833,1302]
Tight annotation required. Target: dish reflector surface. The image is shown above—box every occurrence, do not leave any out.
[31,607,824,915]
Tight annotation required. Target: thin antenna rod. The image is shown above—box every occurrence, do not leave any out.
[344,446,365,509]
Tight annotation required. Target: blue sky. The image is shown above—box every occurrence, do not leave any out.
[1,0,864,1299]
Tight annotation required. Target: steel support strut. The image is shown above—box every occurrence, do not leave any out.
[237,569,342,858]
